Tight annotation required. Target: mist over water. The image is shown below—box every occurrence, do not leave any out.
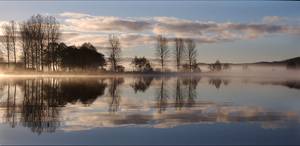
[0,75,299,144]
[198,65,300,80]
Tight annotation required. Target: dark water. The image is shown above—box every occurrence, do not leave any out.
[0,76,300,145]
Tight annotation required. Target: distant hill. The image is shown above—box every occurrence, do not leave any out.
[251,56,300,66]
[195,57,300,67]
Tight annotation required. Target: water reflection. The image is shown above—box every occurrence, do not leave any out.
[0,76,299,134]
[208,78,229,89]
[0,78,107,134]
[131,76,153,93]
[108,77,124,113]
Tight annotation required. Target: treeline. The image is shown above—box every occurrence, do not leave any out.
[130,36,201,73]
[1,15,61,71]
[0,14,109,71]
[0,14,229,73]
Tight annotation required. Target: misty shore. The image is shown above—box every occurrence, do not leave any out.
[1,69,299,80]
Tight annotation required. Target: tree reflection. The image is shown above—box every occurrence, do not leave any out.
[0,78,107,134]
[182,77,201,108]
[4,80,18,128]
[156,78,168,113]
[60,79,107,105]
[0,76,298,135]
[209,78,230,89]
[130,76,154,93]
[175,79,184,110]
[108,77,124,113]
[21,79,60,134]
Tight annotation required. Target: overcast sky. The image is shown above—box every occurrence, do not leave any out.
[0,1,299,63]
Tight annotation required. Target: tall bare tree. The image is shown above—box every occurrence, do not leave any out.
[1,23,12,68]
[156,35,169,72]
[9,21,17,65]
[19,22,30,69]
[174,38,185,72]
[45,16,60,71]
[108,34,121,72]
[185,39,197,72]
[19,14,60,71]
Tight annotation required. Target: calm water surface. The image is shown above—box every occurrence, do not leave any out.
[0,75,300,145]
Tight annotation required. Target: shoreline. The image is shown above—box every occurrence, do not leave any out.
[1,70,299,80]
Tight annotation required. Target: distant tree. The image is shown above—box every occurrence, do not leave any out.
[174,38,185,72]
[108,34,121,72]
[131,56,153,72]
[185,39,197,72]
[209,60,222,72]
[156,35,169,72]
[182,61,201,72]
[222,63,231,70]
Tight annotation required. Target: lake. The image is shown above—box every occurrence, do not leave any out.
[0,75,300,145]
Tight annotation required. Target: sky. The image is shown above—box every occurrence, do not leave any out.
[0,1,299,63]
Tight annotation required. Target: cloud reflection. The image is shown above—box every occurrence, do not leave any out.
[0,76,298,134]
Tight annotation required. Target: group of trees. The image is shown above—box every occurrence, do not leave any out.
[1,21,17,67]
[19,15,60,71]
[131,56,153,72]
[0,14,209,73]
[0,15,108,72]
[58,43,106,70]
[0,15,61,71]
[208,60,231,72]
[156,35,200,72]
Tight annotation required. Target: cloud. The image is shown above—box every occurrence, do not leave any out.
[58,12,300,48]
[63,33,156,50]
[58,99,297,131]
[263,16,282,24]
[60,12,91,19]
[60,12,152,33]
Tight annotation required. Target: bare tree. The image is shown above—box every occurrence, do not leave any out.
[174,38,185,72]
[185,39,197,72]
[45,16,60,71]
[9,21,17,65]
[1,23,12,68]
[19,14,60,71]
[108,34,121,72]
[19,22,30,69]
[156,35,169,72]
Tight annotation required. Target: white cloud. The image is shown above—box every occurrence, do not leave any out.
[59,12,300,48]
[60,12,91,19]
[60,12,152,33]
[263,16,282,24]
[63,33,156,50]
